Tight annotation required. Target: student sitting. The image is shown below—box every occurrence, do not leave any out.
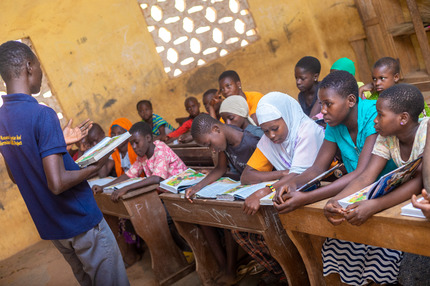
[273,70,395,213]
[324,83,427,285]
[232,92,324,283]
[218,70,263,124]
[98,118,140,178]
[240,91,324,214]
[202,88,222,120]
[295,56,321,117]
[413,122,430,219]
[219,95,264,138]
[165,96,201,143]
[85,123,106,147]
[137,99,174,141]
[185,113,261,284]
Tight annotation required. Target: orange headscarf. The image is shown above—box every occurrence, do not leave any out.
[109,118,140,177]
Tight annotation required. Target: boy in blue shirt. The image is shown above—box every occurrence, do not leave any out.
[0,41,129,285]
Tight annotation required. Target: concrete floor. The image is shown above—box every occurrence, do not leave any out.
[0,240,263,286]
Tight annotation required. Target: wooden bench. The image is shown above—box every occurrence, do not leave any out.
[160,193,309,286]
[94,185,194,285]
[278,198,430,286]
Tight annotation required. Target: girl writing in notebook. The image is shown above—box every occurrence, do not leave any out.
[323,83,427,285]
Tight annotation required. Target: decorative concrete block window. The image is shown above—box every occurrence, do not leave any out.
[137,0,259,78]
[0,38,67,126]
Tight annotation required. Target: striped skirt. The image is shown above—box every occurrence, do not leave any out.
[322,238,402,285]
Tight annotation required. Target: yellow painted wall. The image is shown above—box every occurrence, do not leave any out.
[0,0,364,260]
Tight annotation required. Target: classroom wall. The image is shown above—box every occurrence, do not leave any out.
[0,0,364,260]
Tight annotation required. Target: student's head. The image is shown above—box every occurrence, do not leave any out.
[330,57,356,76]
[184,96,200,118]
[136,100,153,121]
[374,84,424,136]
[372,57,400,93]
[0,41,42,94]
[87,123,105,147]
[219,95,255,129]
[318,70,358,127]
[202,89,221,114]
[218,70,241,98]
[256,92,306,145]
[129,121,153,157]
[109,118,132,153]
[191,114,227,152]
[294,56,321,92]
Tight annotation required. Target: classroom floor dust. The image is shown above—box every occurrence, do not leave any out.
[0,240,263,286]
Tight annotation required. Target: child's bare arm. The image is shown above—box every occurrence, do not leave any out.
[345,166,423,225]
[422,123,430,191]
[240,165,288,185]
[412,189,430,219]
[185,151,228,202]
[43,153,109,195]
[97,159,114,178]
[110,175,163,202]
[92,173,129,194]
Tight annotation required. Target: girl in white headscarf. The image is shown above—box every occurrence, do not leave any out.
[241,91,324,215]
[219,95,264,138]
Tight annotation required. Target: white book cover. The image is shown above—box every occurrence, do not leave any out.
[87,177,115,188]
[401,198,426,219]
[195,177,240,199]
[103,177,144,194]
[159,168,206,193]
[75,132,131,168]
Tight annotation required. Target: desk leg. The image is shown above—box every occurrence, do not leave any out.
[173,221,220,286]
[261,210,310,286]
[285,231,342,286]
[123,191,192,286]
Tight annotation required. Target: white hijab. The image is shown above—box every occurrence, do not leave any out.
[219,95,257,126]
[256,91,316,173]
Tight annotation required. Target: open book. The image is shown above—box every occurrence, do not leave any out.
[217,181,276,201]
[75,132,131,168]
[338,156,422,208]
[87,177,116,189]
[103,177,144,194]
[401,198,426,219]
[159,168,206,193]
[194,177,241,199]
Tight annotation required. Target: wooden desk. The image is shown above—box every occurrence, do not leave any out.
[94,185,194,285]
[279,199,430,286]
[160,193,309,286]
[168,141,215,168]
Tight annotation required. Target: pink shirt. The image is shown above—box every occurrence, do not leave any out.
[126,140,187,180]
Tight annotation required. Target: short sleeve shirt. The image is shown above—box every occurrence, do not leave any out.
[126,140,187,179]
[0,94,102,240]
[372,117,429,167]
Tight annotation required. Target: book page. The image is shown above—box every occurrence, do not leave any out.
[88,177,115,188]
[196,178,240,199]
[103,177,144,193]
[162,169,205,189]
[233,182,267,200]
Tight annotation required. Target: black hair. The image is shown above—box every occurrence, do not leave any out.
[191,113,220,139]
[129,121,153,137]
[319,70,358,100]
[379,83,424,122]
[185,96,198,105]
[203,89,218,100]
[0,41,36,82]
[218,70,240,83]
[88,123,105,138]
[136,99,152,110]
[374,57,400,75]
[295,56,321,74]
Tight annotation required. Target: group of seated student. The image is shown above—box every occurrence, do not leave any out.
[68,58,430,285]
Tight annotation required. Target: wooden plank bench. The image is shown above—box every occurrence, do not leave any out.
[160,193,309,286]
[94,185,194,285]
[278,198,430,286]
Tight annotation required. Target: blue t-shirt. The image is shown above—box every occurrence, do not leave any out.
[0,94,102,240]
[325,98,396,175]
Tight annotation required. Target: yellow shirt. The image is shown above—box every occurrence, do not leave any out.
[247,147,273,172]
[244,91,264,115]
